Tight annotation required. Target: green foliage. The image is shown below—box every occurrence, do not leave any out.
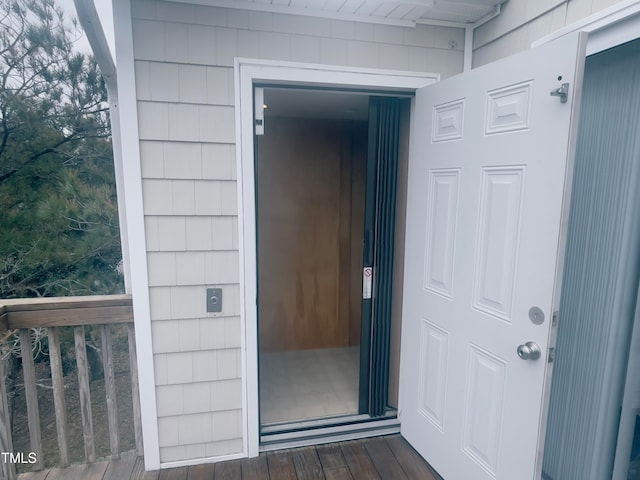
[0,0,123,298]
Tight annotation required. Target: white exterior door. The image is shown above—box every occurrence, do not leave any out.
[399,33,587,480]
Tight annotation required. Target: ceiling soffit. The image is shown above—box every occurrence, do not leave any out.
[170,0,506,27]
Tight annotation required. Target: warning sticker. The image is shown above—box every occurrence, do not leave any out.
[363,267,373,299]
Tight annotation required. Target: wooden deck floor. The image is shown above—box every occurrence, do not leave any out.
[17,435,443,480]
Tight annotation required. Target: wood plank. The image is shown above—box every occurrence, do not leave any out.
[257,118,355,351]
[324,467,354,480]
[0,294,132,310]
[79,461,110,480]
[101,324,120,457]
[213,459,241,480]
[103,452,138,480]
[316,444,347,470]
[41,466,68,480]
[362,437,408,480]
[339,440,381,480]
[131,457,160,480]
[128,324,144,456]
[8,306,133,329]
[47,327,69,466]
[158,466,189,480]
[0,311,9,335]
[0,354,16,480]
[338,133,353,349]
[266,450,297,480]
[19,329,43,470]
[16,437,442,480]
[45,460,108,480]
[16,470,49,480]
[384,436,441,480]
[27,457,152,480]
[186,462,214,480]
[292,447,324,480]
[74,326,96,462]
[240,455,269,480]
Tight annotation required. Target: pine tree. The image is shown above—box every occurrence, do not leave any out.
[0,0,123,298]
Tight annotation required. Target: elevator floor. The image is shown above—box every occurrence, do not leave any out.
[259,347,360,425]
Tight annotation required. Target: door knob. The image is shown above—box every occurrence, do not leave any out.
[517,341,541,360]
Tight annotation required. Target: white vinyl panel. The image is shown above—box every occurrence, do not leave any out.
[462,345,507,478]
[339,0,365,14]
[418,320,450,432]
[485,81,532,134]
[159,445,187,463]
[472,167,525,323]
[424,169,460,298]
[432,99,465,142]
[387,3,416,19]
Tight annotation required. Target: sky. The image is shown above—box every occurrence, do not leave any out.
[57,0,116,59]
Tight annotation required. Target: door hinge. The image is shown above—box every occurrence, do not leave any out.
[548,347,556,363]
[552,310,559,327]
[550,82,569,103]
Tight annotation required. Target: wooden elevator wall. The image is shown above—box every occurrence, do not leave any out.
[257,117,367,352]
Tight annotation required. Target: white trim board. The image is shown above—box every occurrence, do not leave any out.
[532,0,640,54]
[234,59,437,457]
[112,0,160,470]
[159,451,246,470]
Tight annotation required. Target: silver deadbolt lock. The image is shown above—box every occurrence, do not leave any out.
[528,306,545,325]
[517,341,542,361]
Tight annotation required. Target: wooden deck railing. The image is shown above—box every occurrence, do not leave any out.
[0,295,142,480]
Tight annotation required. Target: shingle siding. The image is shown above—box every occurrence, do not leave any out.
[129,0,465,463]
[473,0,625,67]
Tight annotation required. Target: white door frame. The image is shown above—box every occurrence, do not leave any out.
[234,58,438,457]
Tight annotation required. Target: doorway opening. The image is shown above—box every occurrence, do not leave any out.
[254,87,411,441]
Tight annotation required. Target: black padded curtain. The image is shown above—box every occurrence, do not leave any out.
[359,96,402,417]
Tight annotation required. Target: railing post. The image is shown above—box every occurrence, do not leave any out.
[0,294,136,472]
[19,329,43,470]
[47,327,69,466]
[0,351,16,480]
[100,324,120,458]
[74,326,96,463]
[127,323,143,457]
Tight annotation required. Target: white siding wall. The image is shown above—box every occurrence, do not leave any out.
[473,0,625,66]
[129,0,464,463]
